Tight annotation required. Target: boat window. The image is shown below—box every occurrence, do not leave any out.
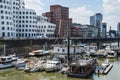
[62,49,65,52]
[7,58,12,60]
[1,58,6,61]
[56,63,60,65]
[58,49,60,52]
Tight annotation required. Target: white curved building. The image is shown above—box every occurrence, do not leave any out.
[0,0,37,39]
[0,0,55,39]
[16,9,37,38]
[36,16,56,38]
[0,0,16,38]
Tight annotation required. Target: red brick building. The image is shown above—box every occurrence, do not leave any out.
[42,5,72,37]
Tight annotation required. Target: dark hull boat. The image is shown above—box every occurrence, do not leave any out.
[67,58,97,78]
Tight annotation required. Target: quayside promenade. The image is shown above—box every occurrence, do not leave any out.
[0,37,120,48]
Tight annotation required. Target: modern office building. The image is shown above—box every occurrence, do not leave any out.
[36,16,56,38]
[117,22,120,37]
[102,23,107,37]
[42,5,72,37]
[90,13,103,37]
[0,0,37,39]
[80,25,98,38]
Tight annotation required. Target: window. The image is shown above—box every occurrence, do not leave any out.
[2,32,5,37]
[1,21,4,25]
[1,10,3,14]
[1,16,4,19]
[0,0,2,3]
[58,49,60,52]
[2,27,5,30]
[62,49,65,52]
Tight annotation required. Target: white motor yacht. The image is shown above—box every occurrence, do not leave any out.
[107,51,117,58]
[0,56,15,69]
[45,60,62,72]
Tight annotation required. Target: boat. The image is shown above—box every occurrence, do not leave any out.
[0,45,16,69]
[107,51,117,58]
[25,59,46,72]
[67,58,96,78]
[44,59,63,72]
[0,56,15,69]
[14,58,28,70]
[60,64,69,74]
[95,59,113,74]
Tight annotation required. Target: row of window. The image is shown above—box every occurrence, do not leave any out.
[0,5,11,10]
[16,20,36,24]
[1,16,12,20]
[18,16,35,19]
[0,10,11,15]
[17,25,36,28]
[16,33,36,37]
[38,26,55,28]
[0,0,11,5]
[19,11,36,15]
[1,21,12,25]
[1,27,14,30]
[16,29,37,32]
[2,32,14,37]
[37,29,54,32]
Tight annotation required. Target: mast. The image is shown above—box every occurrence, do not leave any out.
[67,36,70,65]
[67,24,70,65]
[3,45,6,56]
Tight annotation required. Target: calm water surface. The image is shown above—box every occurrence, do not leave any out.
[0,57,120,80]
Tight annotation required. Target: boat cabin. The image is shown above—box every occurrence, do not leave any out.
[53,45,86,62]
[0,56,13,63]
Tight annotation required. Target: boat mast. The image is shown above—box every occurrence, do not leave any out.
[3,45,6,56]
[67,24,70,65]
[67,36,70,65]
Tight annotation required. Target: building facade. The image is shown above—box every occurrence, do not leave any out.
[79,25,98,38]
[117,22,120,37]
[90,13,103,37]
[102,23,107,38]
[42,5,72,37]
[36,16,56,38]
[0,0,37,39]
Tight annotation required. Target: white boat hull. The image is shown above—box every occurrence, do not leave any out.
[0,63,14,69]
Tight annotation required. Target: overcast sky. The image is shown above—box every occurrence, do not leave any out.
[25,0,120,31]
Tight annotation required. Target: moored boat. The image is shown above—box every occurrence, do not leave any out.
[0,56,15,69]
[107,51,117,58]
[95,59,113,74]
[25,59,46,72]
[67,58,96,78]
[14,58,28,70]
[44,60,62,72]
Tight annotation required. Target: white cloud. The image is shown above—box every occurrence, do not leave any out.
[103,0,120,30]
[103,16,120,30]
[70,6,94,24]
[24,0,44,15]
[103,0,120,14]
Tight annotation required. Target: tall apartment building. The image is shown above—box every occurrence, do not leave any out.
[0,0,37,39]
[90,13,103,37]
[42,5,72,37]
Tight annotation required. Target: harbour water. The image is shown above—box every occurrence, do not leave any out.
[0,57,120,80]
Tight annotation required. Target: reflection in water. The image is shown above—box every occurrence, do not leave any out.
[0,68,91,80]
[0,57,120,80]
